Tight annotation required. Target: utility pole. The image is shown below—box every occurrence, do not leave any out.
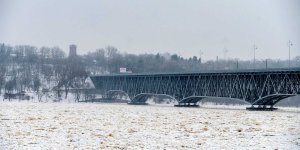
[216,56,219,70]
[199,50,203,64]
[198,50,203,70]
[223,47,228,60]
[253,44,258,69]
[287,40,293,68]
[223,47,228,69]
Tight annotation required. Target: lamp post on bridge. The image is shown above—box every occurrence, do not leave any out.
[265,59,270,69]
[223,47,228,60]
[199,50,203,62]
[199,50,203,69]
[223,47,229,69]
[216,56,219,70]
[287,40,293,68]
[253,44,258,69]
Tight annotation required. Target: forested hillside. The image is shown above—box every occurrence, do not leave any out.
[0,43,299,101]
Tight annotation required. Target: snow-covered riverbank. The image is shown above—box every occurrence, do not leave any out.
[1,102,299,149]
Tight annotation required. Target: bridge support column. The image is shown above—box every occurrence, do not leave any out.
[174,103,199,107]
[127,102,149,105]
[246,105,278,111]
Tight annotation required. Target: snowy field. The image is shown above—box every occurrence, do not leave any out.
[0,102,300,149]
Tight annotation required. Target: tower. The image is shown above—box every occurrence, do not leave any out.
[69,44,77,58]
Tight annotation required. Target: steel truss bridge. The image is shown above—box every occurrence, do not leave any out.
[90,68,300,110]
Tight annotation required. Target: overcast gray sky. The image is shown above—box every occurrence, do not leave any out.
[0,0,299,60]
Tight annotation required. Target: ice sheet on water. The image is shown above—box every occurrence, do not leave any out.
[0,102,299,149]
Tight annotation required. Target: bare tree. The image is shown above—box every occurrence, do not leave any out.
[0,66,6,95]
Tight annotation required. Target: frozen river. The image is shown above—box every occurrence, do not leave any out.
[1,102,300,149]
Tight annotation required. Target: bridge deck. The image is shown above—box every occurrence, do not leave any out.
[91,67,300,77]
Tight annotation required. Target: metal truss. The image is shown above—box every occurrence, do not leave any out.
[90,68,300,108]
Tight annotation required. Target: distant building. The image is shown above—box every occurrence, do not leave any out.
[69,44,77,58]
[119,67,132,73]
[120,67,127,73]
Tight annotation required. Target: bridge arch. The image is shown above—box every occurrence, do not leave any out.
[106,90,130,100]
[247,94,297,110]
[175,96,207,107]
[128,93,177,105]
[175,96,251,107]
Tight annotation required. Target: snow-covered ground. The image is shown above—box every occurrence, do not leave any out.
[0,102,299,149]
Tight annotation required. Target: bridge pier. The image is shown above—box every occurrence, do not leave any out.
[246,105,278,111]
[174,103,199,107]
[174,96,206,107]
[127,102,149,105]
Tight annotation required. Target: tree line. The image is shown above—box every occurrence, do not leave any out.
[0,43,299,99]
